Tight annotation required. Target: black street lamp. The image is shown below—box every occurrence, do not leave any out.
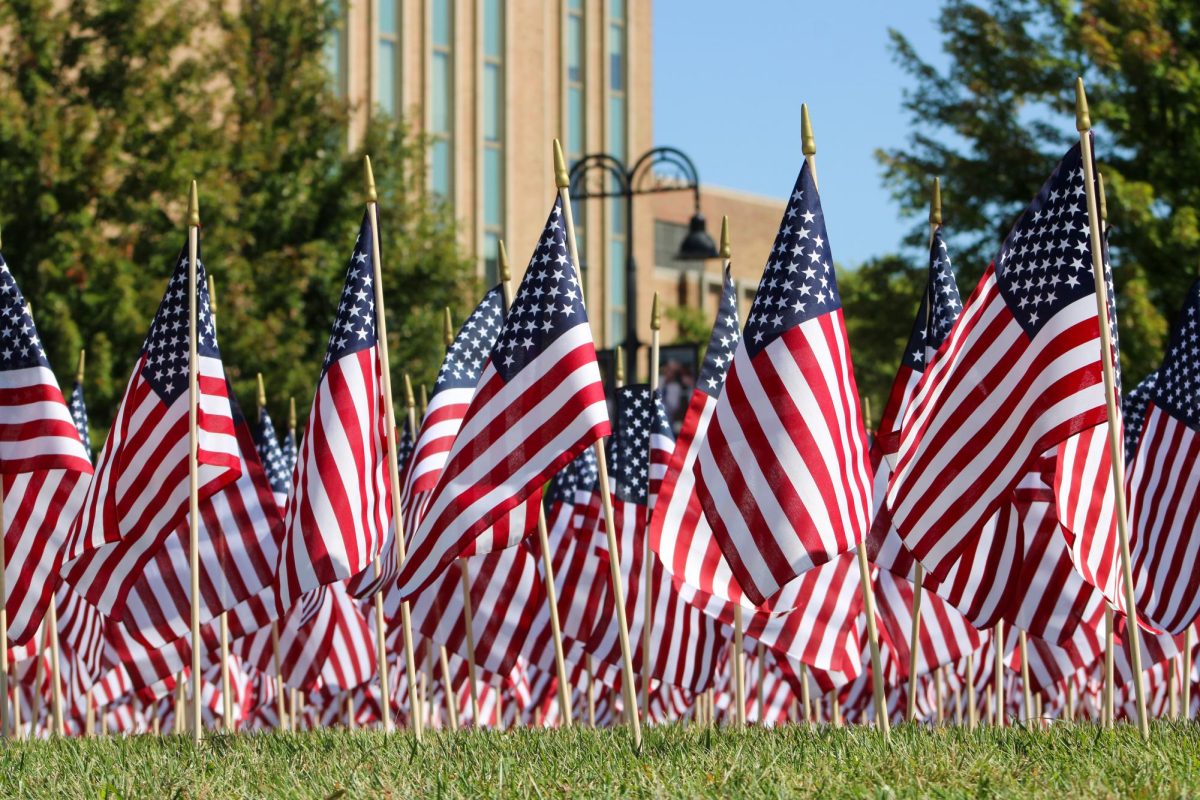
[568,147,719,378]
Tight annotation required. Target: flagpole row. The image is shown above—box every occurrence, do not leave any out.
[364,156,421,740]
[642,292,662,721]
[555,138,643,751]
[994,620,1005,727]
[1075,78,1149,740]
[1018,629,1033,727]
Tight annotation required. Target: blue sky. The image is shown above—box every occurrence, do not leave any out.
[653,1,948,266]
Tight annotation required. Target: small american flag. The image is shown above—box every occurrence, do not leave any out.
[396,199,610,599]
[255,406,291,512]
[1128,281,1200,633]
[275,213,391,609]
[887,138,1118,602]
[693,162,872,607]
[0,253,92,645]
[62,237,241,617]
[399,287,505,550]
[1123,371,1157,464]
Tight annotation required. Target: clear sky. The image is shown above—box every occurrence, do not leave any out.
[653,0,948,267]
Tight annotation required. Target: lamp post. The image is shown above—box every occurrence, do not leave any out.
[568,147,719,378]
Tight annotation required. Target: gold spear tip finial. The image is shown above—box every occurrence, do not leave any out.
[255,373,266,410]
[75,349,86,385]
[615,345,625,385]
[1074,77,1091,132]
[553,139,569,189]
[364,155,378,204]
[188,180,200,228]
[206,274,217,317]
[288,396,297,430]
[498,239,511,283]
[404,374,415,408]
[419,384,428,410]
[442,307,454,347]
[720,215,731,259]
[863,395,873,430]
[651,293,661,332]
[801,104,816,157]
[1097,172,1108,223]
[930,177,943,226]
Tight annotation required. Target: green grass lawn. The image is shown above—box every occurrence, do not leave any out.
[1,722,1197,798]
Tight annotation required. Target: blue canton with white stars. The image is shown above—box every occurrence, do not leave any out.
[322,213,378,377]
[1149,280,1200,433]
[548,445,598,504]
[994,139,1114,344]
[0,254,50,370]
[255,406,291,497]
[744,162,839,358]
[397,417,414,476]
[606,385,672,505]
[140,242,220,403]
[282,429,297,474]
[698,267,741,397]
[902,226,962,371]
[1123,370,1158,461]
[69,381,92,462]
[491,200,589,380]
[435,286,505,394]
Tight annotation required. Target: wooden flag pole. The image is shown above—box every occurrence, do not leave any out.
[994,620,1005,727]
[907,178,941,723]
[364,156,422,740]
[799,663,811,723]
[258,374,289,733]
[1096,171,1116,731]
[1018,629,1033,726]
[1184,627,1193,721]
[1075,79,1149,739]
[802,105,889,739]
[206,275,235,734]
[30,623,47,736]
[719,219,747,732]
[1169,657,1180,719]
[437,643,458,732]
[643,292,662,721]
[966,651,977,729]
[494,242,575,729]
[555,138,643,749]
[185,180,204,743]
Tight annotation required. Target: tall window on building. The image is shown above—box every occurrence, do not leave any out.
[325,1,348,96]
[376,1,400,114]
[430,0,454,199]
[565,0,587,293]
[607,0,628,346]
[481,0,504,284]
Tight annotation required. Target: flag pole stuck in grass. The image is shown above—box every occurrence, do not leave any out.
[1075,78,1149,741]
[555,138,643,750]
[186,180,204,744]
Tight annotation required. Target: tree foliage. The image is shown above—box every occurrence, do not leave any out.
[0,0,474,432]
[879,0,1200,381]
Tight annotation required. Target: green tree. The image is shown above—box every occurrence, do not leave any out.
[838,256,927,420]
[0,0,473,432]
[878,0,1200,382]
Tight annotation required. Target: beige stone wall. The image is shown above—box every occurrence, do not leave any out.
[334,1,782,376]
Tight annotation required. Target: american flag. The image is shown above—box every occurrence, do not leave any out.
[693,162,872,607]
[0,253,93,646]
[344,416,414,598]
[886,138,1118,596]
[255,405,291,512]
[649,267,746,605]
[875,226,962,459]
[586,386,725,695]
[68,375,93,463]
[395,199,610,599]
[62,238,240,616]
[275,213,391,608]
[1129,280,1200,633]
[400,287,505,538]
[1123,371,1157,463]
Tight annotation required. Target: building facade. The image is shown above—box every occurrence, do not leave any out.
[327,0,783,376]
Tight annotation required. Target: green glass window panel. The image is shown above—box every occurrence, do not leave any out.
[432,0,452,47]
[432,52,451,134]
[484,0,503,58]
[432,139,452,197]
[483,63,501,142]
[378,0,397,35]
[484,147,503,227]
[609,24,624,90]
[377,41,397,115]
